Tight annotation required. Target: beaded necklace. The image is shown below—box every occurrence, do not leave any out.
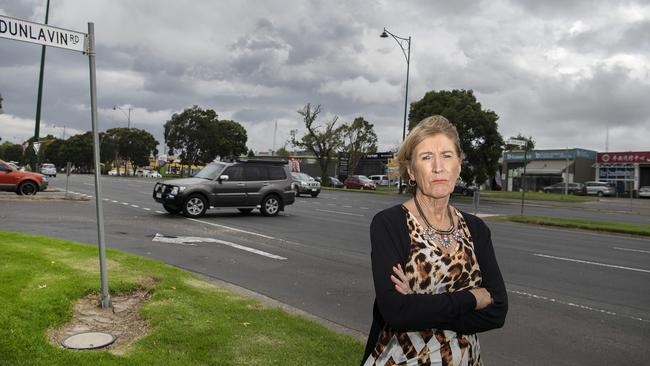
[413,195,462,248]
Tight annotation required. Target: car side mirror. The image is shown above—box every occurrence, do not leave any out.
[218,174,229,182]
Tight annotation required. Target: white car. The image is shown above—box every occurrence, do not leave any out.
[146,171,162,178]
[40,163,57,177]
[639,186,650,199]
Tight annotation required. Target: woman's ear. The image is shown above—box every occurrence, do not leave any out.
[407,166,415,181]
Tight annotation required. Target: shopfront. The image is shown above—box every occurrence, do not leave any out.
[595,151,650,197]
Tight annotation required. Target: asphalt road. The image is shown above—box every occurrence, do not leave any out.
[1,174,649,365]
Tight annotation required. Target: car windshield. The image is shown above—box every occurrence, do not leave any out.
[194,163,225,179]
[358,175,372,182]
[292,172,312,181]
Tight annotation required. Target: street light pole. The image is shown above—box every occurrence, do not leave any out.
[113,105,133,128]
[380,27,411,193]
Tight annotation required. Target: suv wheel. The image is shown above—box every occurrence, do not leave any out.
[18,181,38,196]
[163,204,181,214]
[260,195,280,217]
[182,194,208,217]
[294,186,300,197]
[597,191,603,197]
[238,208,253,214]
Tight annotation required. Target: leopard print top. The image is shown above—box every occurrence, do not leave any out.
[364,206,483,366]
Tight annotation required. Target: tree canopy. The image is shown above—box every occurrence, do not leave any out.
[409,89,504,185]
[291,103,345,181]
[164,106,247,165]
[341,117,377,175]
[105,128,159,174]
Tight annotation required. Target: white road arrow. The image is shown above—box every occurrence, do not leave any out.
[152,233,287,260]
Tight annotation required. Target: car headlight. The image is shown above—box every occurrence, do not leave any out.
[170,186,185,195]
[301,182,308,187]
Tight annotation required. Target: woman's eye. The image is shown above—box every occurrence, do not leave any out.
[421,155,431,160]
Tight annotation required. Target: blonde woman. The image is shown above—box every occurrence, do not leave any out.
[362,116,507,365]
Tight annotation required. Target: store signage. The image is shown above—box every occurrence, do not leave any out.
[598,152,650,164]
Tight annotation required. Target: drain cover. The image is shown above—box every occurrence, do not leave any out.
[62,332,116,349]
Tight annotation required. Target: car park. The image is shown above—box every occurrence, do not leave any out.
[369,174,390,186]
[0,158,48,195]
[40,163,57,177]
[584,181,615,197]
[542,182,586,195]
[638,186,650,198]
[344,175,376,190]
[153,158,294,218]
[291,172,321,197]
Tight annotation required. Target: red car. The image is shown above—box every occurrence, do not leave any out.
[343,175,376,190]
[0,159,48,195]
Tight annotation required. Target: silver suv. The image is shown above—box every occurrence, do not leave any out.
[291,172,321,197]
[153,159,295,217]
[584,181,616,197]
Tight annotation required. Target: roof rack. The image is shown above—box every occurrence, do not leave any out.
[235,157,289,165]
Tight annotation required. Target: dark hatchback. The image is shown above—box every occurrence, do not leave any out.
[542,182,586,195]
[153,159,295,217]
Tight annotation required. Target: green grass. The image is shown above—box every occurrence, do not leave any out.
[501,215,650,236]
[0,232,364,366]
[480,190,595,202]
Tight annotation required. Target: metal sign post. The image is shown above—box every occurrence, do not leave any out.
[0,15,111,309]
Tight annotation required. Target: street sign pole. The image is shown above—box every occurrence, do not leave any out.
[87,22,111,309]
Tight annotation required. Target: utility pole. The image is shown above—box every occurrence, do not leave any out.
[33,0,51,172]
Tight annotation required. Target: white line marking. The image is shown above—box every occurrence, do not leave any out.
[143,208,151,211]
[121,202,129,205]
[187,218,276,239]
[613,247,650,254]
[315,209,364,217]
[343,205,352,208]
[155,210,165,214]
[360,207,370,210]
[103,198,109,201]
[112,200,118,203]
[508,289,649,323]
[131,205,139,208]
[152,233,286,260]
[534,253,650,273]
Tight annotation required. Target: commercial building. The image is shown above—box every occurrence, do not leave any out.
[501,148,597,192]
[594,151,650,196]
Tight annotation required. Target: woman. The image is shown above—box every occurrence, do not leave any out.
[362,115,507,365]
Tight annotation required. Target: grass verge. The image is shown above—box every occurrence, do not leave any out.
[480,190,594,202]
[500,215,650,236]
[0,231,364,365]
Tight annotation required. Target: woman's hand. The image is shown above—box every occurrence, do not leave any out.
[469,287,494,310]
[390,264,412,295]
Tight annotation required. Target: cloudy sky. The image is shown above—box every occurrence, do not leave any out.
[1,0,649,155]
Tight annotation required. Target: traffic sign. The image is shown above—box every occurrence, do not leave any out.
[507,138,527,147]
[0,15,87,52]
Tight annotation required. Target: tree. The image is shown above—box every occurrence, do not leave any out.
[60,132,94,172]
[341,117,378,175]
[104,128,158,174]
[247,149,255,157]
[275,146,290,158]
[291,104,345,181]
[0,141,23,163]
[164,106,247,165]
[409,89,504,185]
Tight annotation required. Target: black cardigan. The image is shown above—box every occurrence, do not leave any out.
[362,204,508,363]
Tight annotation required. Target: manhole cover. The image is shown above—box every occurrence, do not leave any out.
[62,332,116,349]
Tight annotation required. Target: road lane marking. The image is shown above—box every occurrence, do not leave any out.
[187,218,276,239]
[121,202,129,205]
[143,208,151,211]
[152,233,286,260]
[360,207,370,210]
[534,253,650,273]
[315,209,364,217]
[613,247,650,254]
[509,289,649,323]
[131,205,139,208]
[155,210,164,214]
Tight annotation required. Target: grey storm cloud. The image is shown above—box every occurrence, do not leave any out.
[1,0,648,153]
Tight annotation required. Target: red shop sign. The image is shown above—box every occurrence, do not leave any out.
[598,151,650,164]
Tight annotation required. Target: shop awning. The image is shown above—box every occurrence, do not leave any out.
[525,160,571,175]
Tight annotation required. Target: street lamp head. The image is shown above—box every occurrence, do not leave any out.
[380,29,388,38]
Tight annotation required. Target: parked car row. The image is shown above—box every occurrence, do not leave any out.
[541,181,618,197]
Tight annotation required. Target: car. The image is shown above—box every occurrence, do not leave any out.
[344,175,376,190]
[327,176,344,188]
[369,174,390,186]
[584,181,615,197]
[0,158,48,195]
[146,170,162,178]
[108,169,118,176]
[153,158,295,218]
[40,163,57,177]
[291,172,321,197]
[453,183,478,196]
[542,182,586,195]
[638,186,650,199]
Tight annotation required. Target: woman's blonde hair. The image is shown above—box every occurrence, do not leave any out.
[396,115,464,183]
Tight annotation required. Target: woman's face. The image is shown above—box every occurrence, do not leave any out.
[408,133,461,199]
